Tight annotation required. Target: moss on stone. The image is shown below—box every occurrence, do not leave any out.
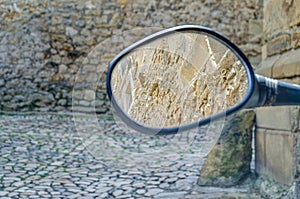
[198,110,255,187]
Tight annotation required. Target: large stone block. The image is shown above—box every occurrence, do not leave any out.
[255,54,280,77]
[84,90,95,101]
[255,106,300,132]
[198,110,255,187]
[255,129,266,175]
[265,131,295,185]
[249,19,263,35]
[292,29,300,49]
[273,48,300,79]
[255,128,295,185]
[266,34,291,56]
[264,0,300,36]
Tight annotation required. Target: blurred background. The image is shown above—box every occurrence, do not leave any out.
[1,0,300,198]
[0,0,262,113]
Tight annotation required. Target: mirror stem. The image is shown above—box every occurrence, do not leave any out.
[256,74,300,106]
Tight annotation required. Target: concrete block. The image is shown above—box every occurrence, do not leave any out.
[255,128,295,185]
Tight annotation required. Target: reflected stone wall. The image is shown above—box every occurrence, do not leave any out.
[0,0,262,113]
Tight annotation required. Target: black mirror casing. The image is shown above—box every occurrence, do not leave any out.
[106,25,257,135]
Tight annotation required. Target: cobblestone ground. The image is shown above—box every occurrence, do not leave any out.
[0,113,262,198]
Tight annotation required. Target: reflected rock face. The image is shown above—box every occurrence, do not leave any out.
[111,31,248,128]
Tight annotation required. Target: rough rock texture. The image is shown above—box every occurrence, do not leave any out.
[254,176,296,199]
[0,0,262,113]
[197,110,255,187]
[111,32,248,128]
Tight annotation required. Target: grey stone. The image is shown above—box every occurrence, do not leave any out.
[75,20,85,28]
[8,192,19,197]
[29,196,40,198]
[159,182,169,189]
[154,191,187,199]
[112,189,123,197]
[0,109,261,198]
[164,177,178,184]
[0,191,9,197]
[100,192,109,198]
[145,188,164,196]
[35,52,44,60]
[66,27,78,37]
[136,189,146,194]
[0,79,4,87]
[57,99,67,106]
[97,187,113,194]
[13,181,25,187]
[173,179,193,191]
[132,182,145,188]
[30,92,55,107]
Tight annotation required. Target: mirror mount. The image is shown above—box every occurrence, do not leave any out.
[251,74,300,107]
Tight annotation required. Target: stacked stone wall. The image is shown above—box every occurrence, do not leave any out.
[255,0,300,197]
[0,0,262,113]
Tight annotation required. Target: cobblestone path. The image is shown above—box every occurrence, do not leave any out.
[0,113,261,198]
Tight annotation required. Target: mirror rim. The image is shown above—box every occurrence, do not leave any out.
[106,25,255,135]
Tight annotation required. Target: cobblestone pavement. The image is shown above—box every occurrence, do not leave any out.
[0,113,262,198]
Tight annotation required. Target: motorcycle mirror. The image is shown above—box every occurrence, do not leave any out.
[106,25,300,135]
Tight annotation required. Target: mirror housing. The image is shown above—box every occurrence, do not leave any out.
[106,25,258,135]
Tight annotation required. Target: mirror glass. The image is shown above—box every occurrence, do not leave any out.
[110,31,249,129]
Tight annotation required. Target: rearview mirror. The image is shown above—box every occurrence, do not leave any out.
[107,25,300,135]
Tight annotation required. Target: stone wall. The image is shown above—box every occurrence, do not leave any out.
[255,0,300,197]
[0,0,263,113]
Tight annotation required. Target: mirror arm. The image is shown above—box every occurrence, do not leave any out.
[255,74,300,106]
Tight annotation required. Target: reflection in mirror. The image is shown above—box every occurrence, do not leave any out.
[110,31,249,129]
